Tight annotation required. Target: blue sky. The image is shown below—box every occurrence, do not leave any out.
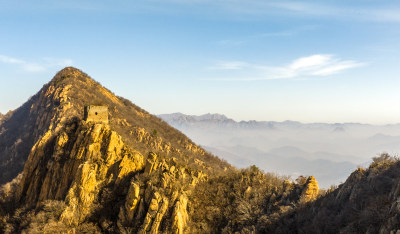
[1,0,400,124]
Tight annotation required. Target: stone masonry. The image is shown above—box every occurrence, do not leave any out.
[84,105,109,124]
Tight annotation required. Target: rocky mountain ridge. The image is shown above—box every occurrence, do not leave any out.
[0,68,231,185]
[0,68,399,233]
[270,155,400,233]
[159,113,274,129]
[0,67,233,232]
[159,113,387,131]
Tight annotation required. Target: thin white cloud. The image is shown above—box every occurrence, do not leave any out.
[289,54,332,70]
[208,61,248,70]
[0,55,24,64]
[146,0,400,23]
[310,60,363,76]
[217,40,245,46]
[0,55,73,72]
[10,1,399,24]
[217,25,318,47]
[209,54,365,80]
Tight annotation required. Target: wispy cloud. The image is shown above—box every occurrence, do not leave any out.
[217,40,245,46]
[7,1,400,23]
[258,25,318,38]
[217,25,318,47]
[208,61,248,70]
[0,55,73,72]
[146,0,400,23]
[208,54,365,81]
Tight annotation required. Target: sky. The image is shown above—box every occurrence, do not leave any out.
[1,0,400,124]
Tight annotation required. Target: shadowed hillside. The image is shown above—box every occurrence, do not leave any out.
[0,67,232,185]
[266,154,400,233]
[0,68,399,233]
[0,67,233,232]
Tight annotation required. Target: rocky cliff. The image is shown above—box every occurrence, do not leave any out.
[12,118,204,232]
[1,67,399,233]
[0,67,231,185]
[0,67,230,233]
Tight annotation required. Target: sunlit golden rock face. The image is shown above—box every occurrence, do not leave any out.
[13,116,202,232]
[0,67,233,233]
[2,67,353,233]
[17,122,144,216]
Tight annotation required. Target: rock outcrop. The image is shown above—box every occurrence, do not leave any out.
[0,67,231,185]
[11,116,205,232]
[271,158,400,234]
[0,67,229,233]
[3,67,399,234]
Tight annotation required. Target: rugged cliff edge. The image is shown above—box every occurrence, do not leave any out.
[0,67,399,233]
[0,67,232,185]
[12,119,204,233]
[0,67,228,232]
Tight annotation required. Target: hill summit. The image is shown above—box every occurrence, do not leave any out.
[0,67,233,232]
[0,67,231,184]
[0,67,399,233]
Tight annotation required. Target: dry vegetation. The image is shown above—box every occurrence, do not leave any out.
[51,68,233,176]
[188,166,323,233]
[0,67,232,184]
[4,155,397,233]
[1,67,400,233]
[269,153,400,233]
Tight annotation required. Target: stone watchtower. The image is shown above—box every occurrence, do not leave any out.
[84,105,109,124]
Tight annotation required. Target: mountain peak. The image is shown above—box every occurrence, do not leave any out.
[0,68,231,184]
[49,67,95,88]
[55,66,87,78]
[1,68,400,233]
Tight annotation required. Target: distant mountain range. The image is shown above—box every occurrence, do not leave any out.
[159,112,381,130]
[159,113,400,188]
[1,68,400,233]
[160,112,274,129]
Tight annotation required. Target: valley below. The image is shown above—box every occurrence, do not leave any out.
[0,68,399,233]
[160,113,400,188]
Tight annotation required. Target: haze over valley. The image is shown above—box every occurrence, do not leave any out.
[0,68,399,233]
[160,113,400,188]
[2,0,400,233]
